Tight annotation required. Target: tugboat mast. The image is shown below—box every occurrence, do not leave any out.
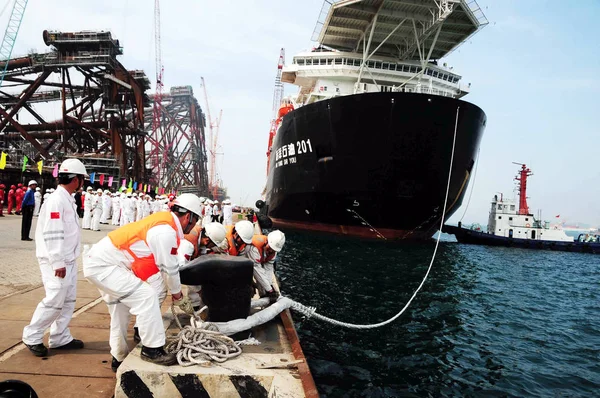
[514,163,533,215]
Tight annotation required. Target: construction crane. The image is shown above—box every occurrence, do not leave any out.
[150,0,164,185]
[200,77,223,199]
[0,0,29,88]
[266,48,285,174]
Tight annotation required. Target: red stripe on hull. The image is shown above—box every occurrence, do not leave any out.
[271,218,434,240]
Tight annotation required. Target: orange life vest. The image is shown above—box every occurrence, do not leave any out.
[183,224,202,258]
[225,225,246,256]
[108,212,180,281]
[251,235,276,264]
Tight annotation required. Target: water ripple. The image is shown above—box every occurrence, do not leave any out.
[278,232,600,397]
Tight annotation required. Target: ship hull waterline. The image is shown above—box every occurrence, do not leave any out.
[264,92,487,241]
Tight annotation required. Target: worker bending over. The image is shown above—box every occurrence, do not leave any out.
[247,230,286,302]
[83,193,201,371]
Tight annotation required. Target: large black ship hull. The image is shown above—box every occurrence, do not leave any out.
[264,92,486,240]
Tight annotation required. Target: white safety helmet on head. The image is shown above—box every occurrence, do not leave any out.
[28,180,37,186]
[234,220,255,244]
[172,193,203,218]
[97,188,103,193]
[36,187,40,191]
[204,222,227,246]
[268,230,286,252]
[177,240,195,264]
[86,186,93,191]
[132,193,137,197]
[58,158,88,177]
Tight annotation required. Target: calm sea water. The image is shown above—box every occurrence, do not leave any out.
[277,231,600,397]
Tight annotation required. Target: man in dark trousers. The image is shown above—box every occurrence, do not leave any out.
[21,180,37,241]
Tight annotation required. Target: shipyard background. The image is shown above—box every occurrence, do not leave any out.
[0,0,599,397]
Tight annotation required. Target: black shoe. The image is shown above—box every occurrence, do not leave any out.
[111,356,122,372]
[140,346,177,366]
[133,327,141,343]
[53,339,84,350]
[21,238,33,241]
[24,343,48,357]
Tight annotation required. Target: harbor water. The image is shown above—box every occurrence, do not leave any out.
[277,231,600,397]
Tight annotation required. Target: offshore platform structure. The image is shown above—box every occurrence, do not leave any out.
[144,86,209,194]
[0,30,149,181]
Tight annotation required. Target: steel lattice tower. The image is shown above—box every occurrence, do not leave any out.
[144,86,209,194]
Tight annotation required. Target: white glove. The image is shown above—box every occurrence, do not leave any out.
[173,295,194,315]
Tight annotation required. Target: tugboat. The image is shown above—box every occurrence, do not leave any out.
[260,0,489,240]
[443,164,600,254]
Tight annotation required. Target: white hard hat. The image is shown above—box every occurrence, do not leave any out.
[177,240,195,264]
[268,230,286,252]
[86,186,93,191]
[126,192,132,197]
[214,200,219,204]
[204,222,227,246]
[104,190,110,194]
[36,187,40,191]
[28,180,38,186]
[59,158,88,177]
[96,188,103,193]
[235,220,255,244]
[132,193,137,197]
[172,193,203,217]
[49,188,54,192]
[199,197,206,203]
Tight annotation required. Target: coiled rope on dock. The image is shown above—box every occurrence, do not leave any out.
[166,305,242,366]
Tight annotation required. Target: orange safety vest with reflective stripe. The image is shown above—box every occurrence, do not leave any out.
[251,235,276,264]
[108,212,180,281]
[225,225,246,256]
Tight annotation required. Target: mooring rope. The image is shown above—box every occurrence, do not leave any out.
[285,106,461,330]
[166,107,461,365]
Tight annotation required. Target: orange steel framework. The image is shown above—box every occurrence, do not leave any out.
[0,30,148,181]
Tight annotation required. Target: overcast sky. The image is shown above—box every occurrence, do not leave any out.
[4,0,600,226]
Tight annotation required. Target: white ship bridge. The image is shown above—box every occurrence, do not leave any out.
[282,0,488,104]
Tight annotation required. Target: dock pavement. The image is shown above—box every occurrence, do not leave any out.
[0,215,148,397]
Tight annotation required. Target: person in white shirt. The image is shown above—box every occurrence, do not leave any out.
[33,187,42,217]
[22,159,88,357]
[91,189,103,231]
[100,190,111,224]
[222,199,233,226]
[111,193,121,225]
[82,186,93,229]
[202,200,213,226]
[83,194,202,371]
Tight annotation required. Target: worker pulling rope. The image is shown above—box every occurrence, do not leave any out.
[166,107,461,364]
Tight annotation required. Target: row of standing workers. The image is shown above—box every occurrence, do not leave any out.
[21,158,286,372]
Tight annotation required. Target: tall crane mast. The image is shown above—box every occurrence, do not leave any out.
[0,0,29,88]
[151,0,164,185]
[272,48,285,114]
[266,48,285,174]
[200,77,223,199]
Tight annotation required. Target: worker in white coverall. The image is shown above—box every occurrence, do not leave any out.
[83,193,201,372]
[22,158,89,357]
[119,193,128,226]
[247,230,286,301]
[181,222,228,311]
[202,200,213,227]
[111,193,120,225]
[91,189,103,231]
[82,186,93,229]
[100,190,111,224]
[33,187,42,217]
[222,199,233,226]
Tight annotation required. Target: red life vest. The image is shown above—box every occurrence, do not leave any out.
[108,212,180,281]
[225,225,246,256]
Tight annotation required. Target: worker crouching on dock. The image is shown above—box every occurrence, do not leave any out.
[83,193,201,372]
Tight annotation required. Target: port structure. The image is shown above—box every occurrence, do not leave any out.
[144,85,209,194]
[0,30,149,180]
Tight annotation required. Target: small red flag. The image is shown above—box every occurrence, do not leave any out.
[170,247,178,255]
[50,212,60,219]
